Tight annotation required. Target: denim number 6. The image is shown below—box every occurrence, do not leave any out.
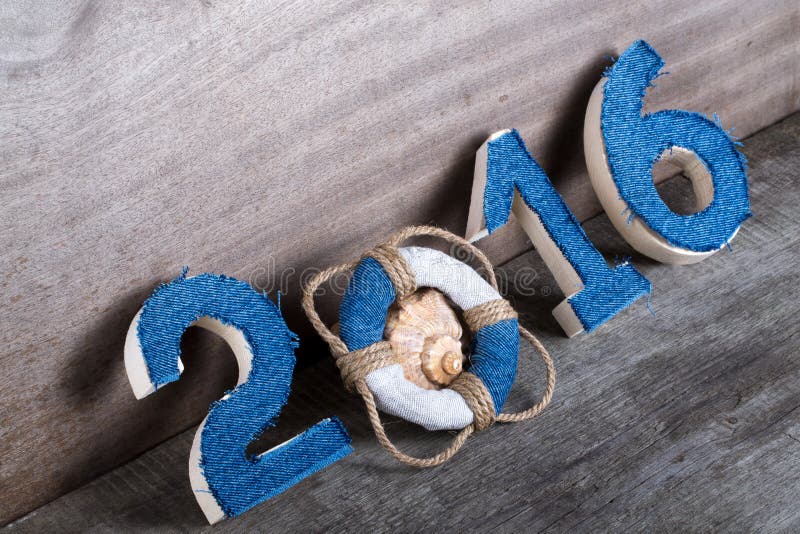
[584,40,751,264]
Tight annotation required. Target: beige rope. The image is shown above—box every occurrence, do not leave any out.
[449,372,496,431]
[356,380,475,467]
[302,262,355,359]
[460,298,555,423]
[364,243,417,300]
[464,298,519,331]
[335,341,396,392]
[384,226,499,288]
[300,225,556,467]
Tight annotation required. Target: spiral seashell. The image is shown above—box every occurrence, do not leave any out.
[384,288,465,389]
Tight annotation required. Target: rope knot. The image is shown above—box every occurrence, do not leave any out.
[334,341,397,392]
[450,371,496,431]
[463,298,519,331]
[364,243,416,299]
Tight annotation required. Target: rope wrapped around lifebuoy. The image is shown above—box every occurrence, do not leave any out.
[301,225,555,467]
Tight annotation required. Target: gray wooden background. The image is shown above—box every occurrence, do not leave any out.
[0,0,798,525]
[6,113,800,533]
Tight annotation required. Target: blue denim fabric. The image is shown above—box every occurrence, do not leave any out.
[484,131,651,332]
[137,272,352,518]
[601,40,751,251]
[339,257,396,351]
[339,257,518,413]
[469,319,519,412]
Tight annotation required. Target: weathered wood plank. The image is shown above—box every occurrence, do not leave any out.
[1,0,798,522]
[6,113,799,532]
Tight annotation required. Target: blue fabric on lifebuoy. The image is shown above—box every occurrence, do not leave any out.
[468,319,519,412]
[338,257,396,352]
[338,248,519,420]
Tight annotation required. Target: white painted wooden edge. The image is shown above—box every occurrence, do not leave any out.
[583,79,735,265]
[552,299,585,338]
[510,190,586,337]
[188,415,226,524]
[465,129,511,243]
[124,310,161,399]
[124,312,252,400]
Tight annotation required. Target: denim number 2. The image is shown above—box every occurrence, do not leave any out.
[124,272,352,523]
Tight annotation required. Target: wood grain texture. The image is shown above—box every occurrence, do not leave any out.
[5,113,800,533]
[1,0,798,523]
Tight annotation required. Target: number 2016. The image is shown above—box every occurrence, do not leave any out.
[124,40,750,523]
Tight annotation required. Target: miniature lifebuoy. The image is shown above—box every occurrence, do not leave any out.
[339,246,519,431]
[302,226,555,467]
